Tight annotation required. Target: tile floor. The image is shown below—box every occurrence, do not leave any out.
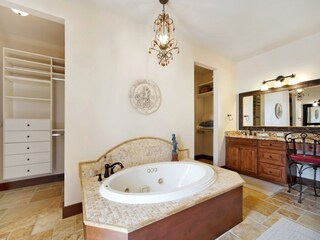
[0,179,319,239]
[0,181,83,240]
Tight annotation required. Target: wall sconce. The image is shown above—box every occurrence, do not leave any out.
[260,74,296,91]
[227,114,233,121]
[313,99,320,106]
[148,0,179,67]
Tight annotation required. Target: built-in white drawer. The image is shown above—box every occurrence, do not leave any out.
[4,131,51,143]
[4,119,50,131]
[4,152,51,167]
[3,162,51,180]
[4,142,51,155]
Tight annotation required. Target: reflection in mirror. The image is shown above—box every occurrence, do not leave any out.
[239,79,320,130]
[303,105,320,126]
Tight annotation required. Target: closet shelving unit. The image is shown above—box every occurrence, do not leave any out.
[197,81,213,98]
[3,47,65,180]
[196,80,214,132]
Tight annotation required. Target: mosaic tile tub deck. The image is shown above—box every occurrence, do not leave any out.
[79,160,244,233]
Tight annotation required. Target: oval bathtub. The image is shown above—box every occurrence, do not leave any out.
[99,161,216,204]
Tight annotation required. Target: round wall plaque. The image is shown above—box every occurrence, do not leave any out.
[129,80,161,114]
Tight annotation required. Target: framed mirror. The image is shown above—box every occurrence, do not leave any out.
[239,78,320,131]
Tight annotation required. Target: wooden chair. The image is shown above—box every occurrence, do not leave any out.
[285,132,320,203]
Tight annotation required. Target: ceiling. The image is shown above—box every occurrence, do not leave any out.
[92,0,320,62]
[0,5,64,47]
[1,1,320,62]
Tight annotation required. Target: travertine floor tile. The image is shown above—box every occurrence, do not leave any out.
[217,231,240,240]
[243,188,268,200]
[243,195,279,217]
[23,230,53,240]
[8,224,34,240]
[262,212,284,228]
[32,209,61,234]
[31,188,62,202]
[0,216,37,234]
[230,217,267,239]
[298,211,320,232]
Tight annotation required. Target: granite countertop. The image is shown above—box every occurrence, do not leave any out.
[79,160,244,233]
[225,131,286,142]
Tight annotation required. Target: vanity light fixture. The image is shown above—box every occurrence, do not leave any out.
[11,8,29,16]
[313,99,320,106]
[260,74,296,91]
[148,0,179,66]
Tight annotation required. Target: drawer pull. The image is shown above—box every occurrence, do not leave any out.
[27,169,30,172]
[269,144,272,146]
[269,171,272,174]
[27,158,30,161]
[27,135,30,138]
[27,124,30,127]
[269,155,273,158]
[27,147,30,150]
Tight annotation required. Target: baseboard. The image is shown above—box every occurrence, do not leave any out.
[63,202,82,218]
[0,174,64,191]
[194,154,213,161]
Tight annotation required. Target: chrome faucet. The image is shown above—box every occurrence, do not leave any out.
[104,162,124,178]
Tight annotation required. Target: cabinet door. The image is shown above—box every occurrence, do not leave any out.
[226,146,240,170]
[240,147,257,175]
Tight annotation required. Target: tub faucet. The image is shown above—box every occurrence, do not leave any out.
[104,162,124,178]
[110,162,124,175]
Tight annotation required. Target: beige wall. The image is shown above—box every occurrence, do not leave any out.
[1,0,236,207]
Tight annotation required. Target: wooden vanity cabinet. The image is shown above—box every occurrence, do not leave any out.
[226,138,258,176]
[258,140,287,185]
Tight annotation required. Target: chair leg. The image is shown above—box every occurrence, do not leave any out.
[298,165,303,203]
[288,163,294,193]
[314,167,319,197]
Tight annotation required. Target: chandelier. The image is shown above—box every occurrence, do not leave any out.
[148,0,179,66]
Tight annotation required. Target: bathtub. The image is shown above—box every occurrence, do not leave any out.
[99,161,216,204]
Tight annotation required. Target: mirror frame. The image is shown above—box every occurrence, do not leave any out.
[239,78,320,132]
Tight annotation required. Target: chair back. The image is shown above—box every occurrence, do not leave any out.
[285,132,320,157]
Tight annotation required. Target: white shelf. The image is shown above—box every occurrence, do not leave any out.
[5,96,51,102]
[197,126,213,132]
[52,77,65,82]
[52,72,65,79]
[5,66,51,78]
[197,81,213,88]
[5,75,51,84]
[5,56,51,71]
[198,91,213,98]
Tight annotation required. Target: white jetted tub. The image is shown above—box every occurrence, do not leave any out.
[99,161,216,204]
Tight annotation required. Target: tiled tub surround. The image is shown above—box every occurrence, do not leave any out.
[79,137,244,239]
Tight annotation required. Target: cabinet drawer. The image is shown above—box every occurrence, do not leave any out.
[4,119,50,131]
[258,140,286,151]
[4,142,51,155]
[4,131,51,143]
[3,162,51,180]
[258,162,286,184]
[227,137,257,147]
[4,152,51,167]
[258,149,286,166]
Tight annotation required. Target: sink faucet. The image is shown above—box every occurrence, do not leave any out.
[104,162,124,178]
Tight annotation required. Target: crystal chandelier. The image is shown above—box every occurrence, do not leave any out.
[148,0,179,67]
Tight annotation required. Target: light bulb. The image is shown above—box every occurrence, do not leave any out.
[296,88,303,93]
[159,34,169,45]
[288,78,297,85]
[261,83,269,91]
[11,8,29,16]
[274,81,282,88]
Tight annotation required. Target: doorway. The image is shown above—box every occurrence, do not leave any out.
[194,63,214,164]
